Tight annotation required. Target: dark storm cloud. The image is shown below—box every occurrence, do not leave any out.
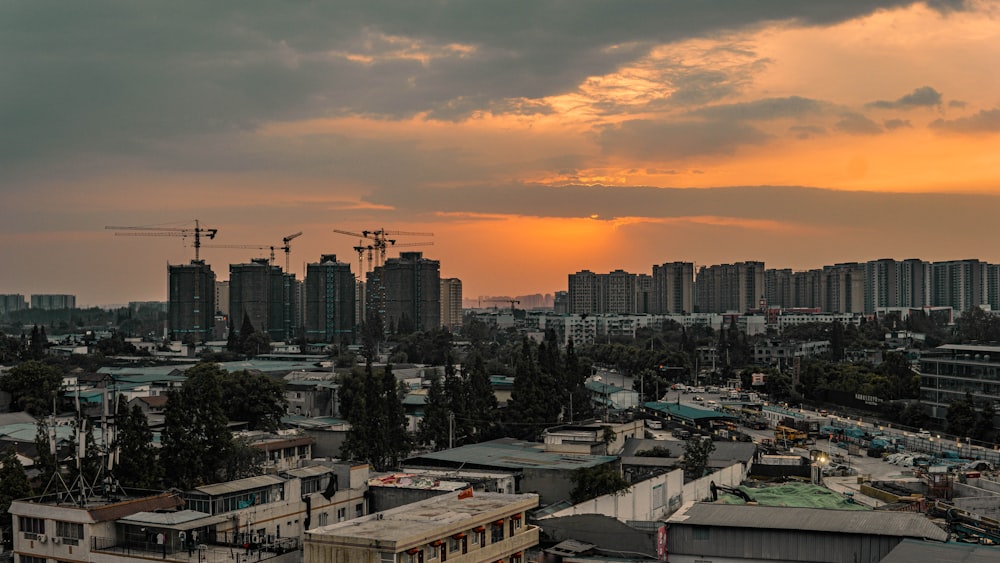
[834,113,883,135]
[930,108,1000,134]
[883,119,912,130]
[691,96,828,121]
[362,183,1000,230]
[866,86,943,109]
[789,125,826,139]
[0,0,968,177]
[598,119,771,160]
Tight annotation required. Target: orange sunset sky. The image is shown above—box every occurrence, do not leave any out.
[2,1,1000,305]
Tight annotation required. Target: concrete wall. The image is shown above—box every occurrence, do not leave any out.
[682,462,747,504]
[540,469,684,522]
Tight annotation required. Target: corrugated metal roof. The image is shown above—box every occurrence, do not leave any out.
[283,465,333,478]
[195,474,285,496]
[404,437,616,471]
[667,502,948,541]
[118,509,217,526]
[880,538,997,563]
[644,401,737,421]
[88,493,185,523]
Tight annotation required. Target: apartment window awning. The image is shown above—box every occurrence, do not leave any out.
[472,526,485,533]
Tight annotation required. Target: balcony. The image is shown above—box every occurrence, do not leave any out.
[444,526,538,563]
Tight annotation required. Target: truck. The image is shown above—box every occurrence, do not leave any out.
[775,425,808,445]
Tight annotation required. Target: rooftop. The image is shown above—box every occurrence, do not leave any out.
[667,502,948,542]
[307,491,537,545]
[644,401,737,421]
[403,438,617,471]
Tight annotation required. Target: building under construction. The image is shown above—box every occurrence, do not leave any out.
[229,258,299,342]
[305,254,356,344]
[167,260,216,342]
[368,251,440,333]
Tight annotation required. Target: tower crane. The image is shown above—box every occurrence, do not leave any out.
[105,219,217,261]
[488,299,520,313]
[281,232,303,273]
[334,228,435,272]
[201,244,276,264]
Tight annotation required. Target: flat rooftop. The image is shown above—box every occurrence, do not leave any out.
[308,491,537,545]
[403,437,616,471]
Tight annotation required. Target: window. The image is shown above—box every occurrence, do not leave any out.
[355,502,364,517]
[318,513,329,526]
[57,521,84,540]
[19,516,44,537]
[439,543,447,562]
[21,556,46,563]
[491,523,504,543]
[693,526,710,541]
[337,508,346,522]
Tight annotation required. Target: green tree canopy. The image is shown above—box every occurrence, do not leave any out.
[0,446,34,533]
[569,465,631,504]
[682,436,716,479]
[0,360,64,415]
[160,363,233,489]
[220,370,287,431]
[113,396,161,489]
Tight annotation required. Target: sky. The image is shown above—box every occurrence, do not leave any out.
[2,1,1000,306]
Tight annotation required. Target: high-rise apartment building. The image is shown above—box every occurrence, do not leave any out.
[605,270,636,314]
[305,254,356,344]
[440,277,463,329]
[370,252,441,333]
[791,269,824,309]
[635,273,653,314]
[30,294,76,310]
[230,258,298,342]
[168,260,216,342]
[568,270,600,315]
[0,294,28,316]
[215,281,230,316]
[931,259,987,313]
[864,258,933,312]
[764,268,793,309]
[695,262,764,313]
[823,263,865,313]
[652,262,694,314]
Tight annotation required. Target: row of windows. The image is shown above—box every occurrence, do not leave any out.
[17,517,83,541]
[399,516,524,563]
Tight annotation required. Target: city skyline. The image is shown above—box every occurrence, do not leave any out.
[3,2,1000,306]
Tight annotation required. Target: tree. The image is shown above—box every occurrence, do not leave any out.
[945,394,979,437]
[29,325,47,360]
[682,436,716,479]
[973,401,996,442]
[160,363,233,489]
[569,465,631,504]
[342,362,411,470]
[220,370,287,431]
[464,351,500,442]
[0,360,64,415]
[505,339,554,440]
[418,372,450,449]
[0,446,33,538]
[225,436,265,481]
[113,396,161,489]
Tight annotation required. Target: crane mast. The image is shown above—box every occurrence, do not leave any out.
[105,219,218,261]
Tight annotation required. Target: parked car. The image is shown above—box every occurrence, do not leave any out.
[693,395,704,402]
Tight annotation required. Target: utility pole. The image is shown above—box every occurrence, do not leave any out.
[448,411,455,449]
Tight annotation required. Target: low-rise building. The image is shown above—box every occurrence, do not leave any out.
[304,491,539,563]
[664,502,947,563]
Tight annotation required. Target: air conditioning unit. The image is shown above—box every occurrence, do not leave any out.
[37,535,47,543]
[51,536,61,544]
